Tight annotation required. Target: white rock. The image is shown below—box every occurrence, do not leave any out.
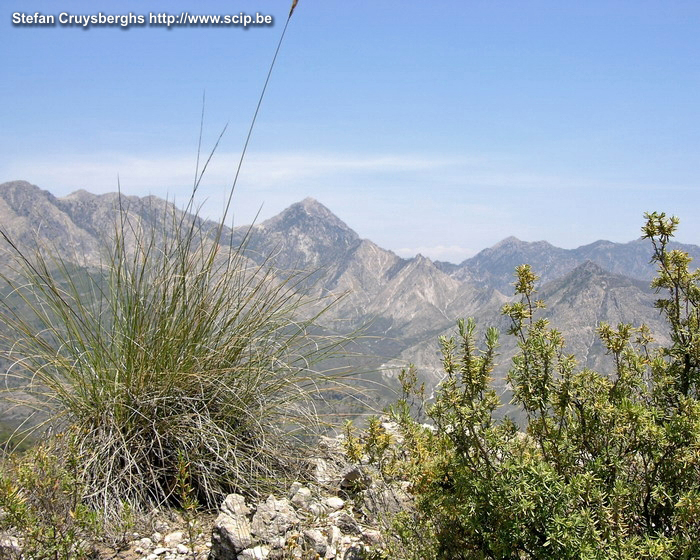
[164,531,184,545]
[303,528,328,555]
[324,496,345,511]
[211,511,253,554]
[330,525,342,547]
[239,545,270,559]
[221,493,251,517]
[362,529,383,546]
[153,547,168,555]
[308,502,325,516]
[331,511,361,535]
[176,543,190,554]
[291,486,312,507]
[288,481,303,498]
[251,495,299,542]
[269,536,286,549]
[154,520,170,533]
[319,435,345,452]
[0,537,20,556]
[312,458,338,486]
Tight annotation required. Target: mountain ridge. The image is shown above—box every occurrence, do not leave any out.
[0,180,695,401]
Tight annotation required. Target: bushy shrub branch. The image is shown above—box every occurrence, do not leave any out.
[353,213,700,559]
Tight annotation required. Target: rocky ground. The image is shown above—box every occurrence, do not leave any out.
[0,420,410,560]
[91,428,410,560]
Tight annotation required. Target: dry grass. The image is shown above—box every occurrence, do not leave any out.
[0,192,351,518]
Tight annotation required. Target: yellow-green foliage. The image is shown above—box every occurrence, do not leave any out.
[354,213,700,559]
[0,437,102,559]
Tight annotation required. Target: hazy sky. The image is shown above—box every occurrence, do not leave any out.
[2,0,699,262]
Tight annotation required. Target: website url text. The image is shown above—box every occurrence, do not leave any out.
[12,12,274,30]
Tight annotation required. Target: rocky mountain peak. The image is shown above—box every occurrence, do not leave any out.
[495,236,557,251]
[545,259,650,299]
[1,180,698,418]
[63,189,96,202]
[298,196,329,214]
[571,260,608,277]
[1,180,41,195]
[453,235,571,291]
[582,239,617,250]
[491,235,524,249]
[412,253,433,265]
[261,198,358,241]
[0,180,56,210]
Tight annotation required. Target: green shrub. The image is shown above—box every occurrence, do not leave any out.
[0,192,348,519]
[356,212,700,559]
[0,437,102,559]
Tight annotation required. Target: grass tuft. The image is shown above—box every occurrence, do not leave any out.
[0,193,350,518]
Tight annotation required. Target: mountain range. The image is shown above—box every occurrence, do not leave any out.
[1,180,697,406]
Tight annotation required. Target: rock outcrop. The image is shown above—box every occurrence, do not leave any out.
[209,433,410,560]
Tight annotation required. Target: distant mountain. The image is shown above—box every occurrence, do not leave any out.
[571,238,700,281]
[454,235,700,293]
[0,180,695,406]
[232,197,362,272]
[390,260,667,399]
[452,236,574,291]
[539,260,668,369]
[0,180,204,269]
[0,180,102,261]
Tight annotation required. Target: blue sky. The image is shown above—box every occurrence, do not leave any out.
[2,1,699,262]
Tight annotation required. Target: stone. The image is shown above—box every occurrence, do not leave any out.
[307,502,325,516]
[153,547,168,555]
[362,529,383,546]
[331,512,361,535]
[210,511,253,558]
[312,457,336,486]
[339,467,368,493]
[207,432,403,559]
[267,536,286,550]
[154,520,170,533]
[324,496,344,511]
[326,526,343,559]
[239,545,270,559]
[251,495,299,544]
[164,531,184,546]
[318,435,345,453]
[342,545,366,559]
[290,486,312,507]
[303,528,328,556]
[0,536,20,556]
[176,543,190,554]
[288,481,303,498]
[221,494,251,518]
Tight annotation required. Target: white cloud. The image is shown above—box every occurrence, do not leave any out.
[4,148,687,205]
[4,148,696,258]
[2,150,459,194]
